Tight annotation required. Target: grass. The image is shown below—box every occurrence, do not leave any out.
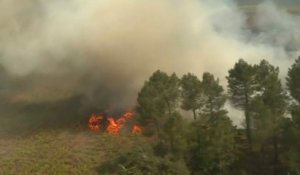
[0,99,146,174]
[0,130,144,175]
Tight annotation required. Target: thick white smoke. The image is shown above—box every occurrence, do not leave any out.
[0,0,299,124]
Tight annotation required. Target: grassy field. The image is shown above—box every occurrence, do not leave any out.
[0,130,145,175]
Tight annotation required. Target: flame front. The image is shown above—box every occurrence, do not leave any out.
[88,112,142,134]
[88,114,103,131]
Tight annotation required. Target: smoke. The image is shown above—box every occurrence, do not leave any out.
[0,0,299,123]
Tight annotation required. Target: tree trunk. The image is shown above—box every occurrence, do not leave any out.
[192,109,196,120]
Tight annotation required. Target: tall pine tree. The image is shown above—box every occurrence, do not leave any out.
[227,59,257,151]
[181,73,202,120]
[252,60,287,174]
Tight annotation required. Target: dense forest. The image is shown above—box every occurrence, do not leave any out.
[97,57,300,175]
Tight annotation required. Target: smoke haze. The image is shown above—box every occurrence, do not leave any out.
[0,0,299,126]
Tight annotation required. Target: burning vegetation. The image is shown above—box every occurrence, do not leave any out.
[2,57,300,174]
[88,112,143,134]
[1,0,300,174]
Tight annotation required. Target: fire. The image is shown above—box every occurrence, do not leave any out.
[132,125,143,134]
[106,112,133,134]
[106,117,120,134]
[88,112,143,134]
[88,114,103,131]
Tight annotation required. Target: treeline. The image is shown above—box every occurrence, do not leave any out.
[100,58,300,175]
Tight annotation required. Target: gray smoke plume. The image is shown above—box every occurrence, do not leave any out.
[0,0,299,125]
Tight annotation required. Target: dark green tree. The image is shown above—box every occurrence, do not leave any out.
[136,70,180,133]
[286,57,300,173]
[136,70,184,155]
[227,59,257,151]
[287,57,300,130]
[201,72,227,119]
[185,114,237,175]
[184,72,237,174]
[97,141,190,175]
[181,73,202,120]
[287,56,300,103]
[251,60,288,174]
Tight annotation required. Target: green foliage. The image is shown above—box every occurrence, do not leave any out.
[254,60,287,113]
[286,57,300,174]
[98,142,190,175]
[227,59,292,174]
[251,60,287,129]
[227,59,257,151]
[200,72,227,118]
[4,57,300,175]
[181,73,202,120]
[291,105,300,126]
[185,115,237,175]
[136,70,186,158]
[227,59,257,110]
[180,72,227,120]
[136,70,181,135]
[136,70,239,174]
[248,60,288,174]
[287,56,300,103]
[280,117,300,174]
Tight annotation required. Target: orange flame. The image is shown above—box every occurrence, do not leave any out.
[107,112,134,134]
[132,125,143,134]
[88,111,143,134]
[88,114,103,131]
[106,117,120,134]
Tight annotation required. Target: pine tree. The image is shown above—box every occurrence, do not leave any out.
[185,72,237,175]
[136,70,184,155]
[287,56,300,103]
[227,59,257,151]
[286,57,300,173]
[181,73,202,120]
[252,60,287,174]
[201,72,227,119]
